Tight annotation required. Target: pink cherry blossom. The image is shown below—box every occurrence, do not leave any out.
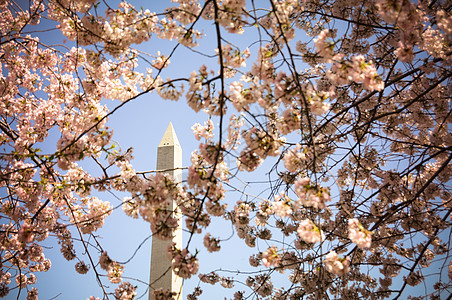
[261,246,281,268]
[297,219,325,244]
[203,233,221,252]
[324,251,350,276]
[114,282,137,300]
[348,218,372,248]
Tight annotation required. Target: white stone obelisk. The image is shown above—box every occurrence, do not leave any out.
[149,122,183,300]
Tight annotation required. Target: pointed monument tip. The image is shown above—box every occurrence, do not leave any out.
[159,122,181,147]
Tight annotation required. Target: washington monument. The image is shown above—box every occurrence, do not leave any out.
[149,122,183,299]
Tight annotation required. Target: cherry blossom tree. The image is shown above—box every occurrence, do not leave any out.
[1,0,451,299]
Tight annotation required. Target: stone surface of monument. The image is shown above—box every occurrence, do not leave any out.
[149,122,183,300]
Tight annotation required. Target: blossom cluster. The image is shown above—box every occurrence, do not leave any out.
[261,246,281,268]
[114,282,137,300]
[167,243,199,279]
[99,252,125,284]
[297,219,325,244]
[294,177,332,209]
[324,251,350,276]
[348,218,372,248]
